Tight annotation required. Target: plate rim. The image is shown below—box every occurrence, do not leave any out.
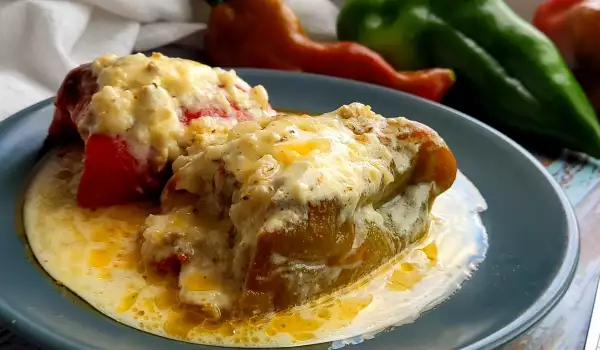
[0,69,581,350]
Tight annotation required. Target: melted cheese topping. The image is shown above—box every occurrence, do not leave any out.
[78,53,274,166]
[176,103,431,226]
[141,103,450,315]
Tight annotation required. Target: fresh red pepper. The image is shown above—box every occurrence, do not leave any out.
[534,0,600,113]
[533,0,584,67]
[569,1,600,72]
[534,0,600,70]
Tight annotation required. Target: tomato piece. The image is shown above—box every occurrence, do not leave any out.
[77,134,164,208]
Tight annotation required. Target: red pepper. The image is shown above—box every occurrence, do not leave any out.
[182,103,254,124]
[77,134,166,207]
[205,0,455,102]
[47,64,161,208]
[533,0,583,67]
[49,63,260,208]
[533,0,600,71]
[48,63,97,145]
[534,0,600,114]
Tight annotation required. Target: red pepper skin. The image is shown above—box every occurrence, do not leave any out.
[182,103,254,124]
[205,0,455,102]
[48,63,97,145]
[77,135,168,208]
[297,39,455,102]
[49,59,265,208]
[533,0,584,66]
[77,106,248,208]
[534,0,600,115]
[569,1,600,72]
[47,64,168,208]
[534,0,583,33]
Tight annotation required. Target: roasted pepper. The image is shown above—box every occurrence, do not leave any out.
[204,0,455,102]
[48,59,260,208]
[338,0,600,157]
[48,63,167,207]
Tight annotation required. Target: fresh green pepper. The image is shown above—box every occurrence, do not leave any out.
[337,0,600,157]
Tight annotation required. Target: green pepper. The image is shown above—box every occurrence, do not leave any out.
[337,0,600,157]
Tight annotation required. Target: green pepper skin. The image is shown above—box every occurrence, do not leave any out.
[337,0,600,157]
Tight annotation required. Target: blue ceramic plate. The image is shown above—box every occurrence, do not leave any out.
[0,70,579,350]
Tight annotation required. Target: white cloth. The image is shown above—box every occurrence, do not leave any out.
[0,0,532,121]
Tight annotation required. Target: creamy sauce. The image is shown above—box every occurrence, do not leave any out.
[79,53,275,166]
[24,151,487,347]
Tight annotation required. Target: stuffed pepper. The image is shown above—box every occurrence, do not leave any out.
[140,103,457,318]
[48,53,276,208]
